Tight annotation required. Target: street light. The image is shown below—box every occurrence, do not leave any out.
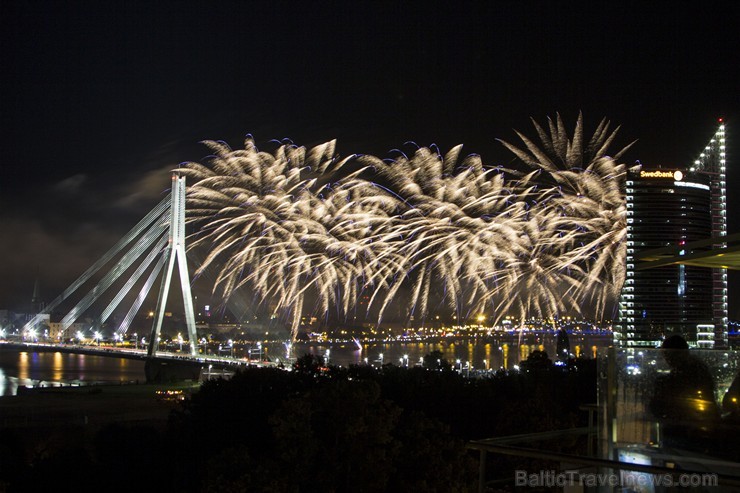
[403,354,409,367]
[178,333,184,352]
[133,332,138,350]
[379,353,383,366]
[93,331,102,346]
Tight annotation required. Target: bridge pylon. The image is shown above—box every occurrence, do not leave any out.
[147,174,198,356]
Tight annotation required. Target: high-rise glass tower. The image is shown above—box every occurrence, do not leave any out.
[691,121,728,348]
[615,121,727,347]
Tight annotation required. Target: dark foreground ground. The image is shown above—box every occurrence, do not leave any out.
[1,382,197,429]
[0,353,595,492]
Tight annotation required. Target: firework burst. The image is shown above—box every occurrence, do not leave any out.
[181,137,403,340]
[183,114,633,340]
[498,112,636,318]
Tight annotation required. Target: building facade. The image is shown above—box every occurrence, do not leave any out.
[691,122,728,347]
[615,168,713,346]
[615,122,728,347]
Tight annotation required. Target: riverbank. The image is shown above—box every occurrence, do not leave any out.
[0,382,198,430]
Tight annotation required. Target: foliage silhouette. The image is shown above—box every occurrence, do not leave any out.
[1,355,597,492]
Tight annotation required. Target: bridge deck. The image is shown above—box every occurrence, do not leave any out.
[0,341,274,370]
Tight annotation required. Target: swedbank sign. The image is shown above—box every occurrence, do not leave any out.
[640,170,684,181]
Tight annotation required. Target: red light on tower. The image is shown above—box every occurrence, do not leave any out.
[718,117,723,123]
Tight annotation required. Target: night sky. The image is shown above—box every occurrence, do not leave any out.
[1,1,738,317]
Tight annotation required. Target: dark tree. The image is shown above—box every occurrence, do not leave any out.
[269,380,401,492]
[423,350,452,370]
[519,350,553,372]
[293,353,325,374]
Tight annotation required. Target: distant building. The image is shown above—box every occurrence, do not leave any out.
[48,321,85,340]
[0,309,38,333]
[615,122,728,347]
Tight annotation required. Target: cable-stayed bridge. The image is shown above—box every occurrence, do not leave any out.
[21,174,208,365]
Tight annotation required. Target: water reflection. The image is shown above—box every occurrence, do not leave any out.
[0,333,612,396]
[53,351,63,381]
[0,351,146,396]
[19,352,29,381]
[278,333,612,370]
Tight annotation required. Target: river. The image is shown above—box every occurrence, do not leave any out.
[0,349,147,396]
[280,332,612,369]
[0,332,613,396]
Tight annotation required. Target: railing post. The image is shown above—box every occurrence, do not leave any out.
[607,346,616,461]
[478,449,487,493]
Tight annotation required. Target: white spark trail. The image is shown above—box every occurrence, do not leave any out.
[183,114,633,340]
